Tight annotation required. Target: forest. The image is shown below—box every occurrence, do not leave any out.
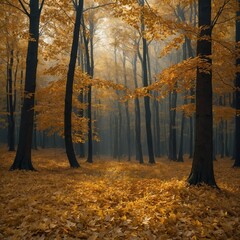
[0,0,240,239]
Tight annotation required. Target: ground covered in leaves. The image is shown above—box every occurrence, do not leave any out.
[0,148,240,240]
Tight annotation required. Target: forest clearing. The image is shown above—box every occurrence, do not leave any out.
[1,148,240,239]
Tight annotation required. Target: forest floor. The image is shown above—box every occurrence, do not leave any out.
[0,148,240,240]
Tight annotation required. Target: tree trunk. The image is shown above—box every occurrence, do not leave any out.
[139,0,155,164]
[186,37,195,159]
[64,0,84,168]
[154,98,161,157]
[7,49,15,151]
[133,52,144,164]
[123,51,131,161]
[233,0,240,167]
[177,110,185,162]
[10,0,43,170]
[114,45,123,160]
[187,0,217,186]
[82,15,94,163]
[168,87,177,161]
[78,28,85,158]
[113,116,119,159]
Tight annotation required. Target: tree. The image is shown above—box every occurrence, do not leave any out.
[139,0,155,164]
[132,46,144,164]
[187,0,217,186]
[233,0,240,167]
[10,0,45,170]
[64,0,84,168]
[82,10,94,163]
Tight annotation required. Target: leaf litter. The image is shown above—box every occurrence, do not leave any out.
[0,148,240,239]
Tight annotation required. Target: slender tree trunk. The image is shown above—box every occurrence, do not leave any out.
[32,113,38,150]
[10,0,44,170]
[177,111,185,162]
[154,98,161,157]
[168,87,177,161]
[123,51,131,161]
[186,37,195,159]
[219,96,224,158]
[133,52,144,164]
[187,0,217,186]
[178,94,187,162]
[82,16,94,163]
[114,45,122,160]
[225,120,229,157]
[113,116,119,159]
[64,0,84,168]
[7,49,15,151]
[78,29,85,158]
[234,0,240,167]
[139,0,155,164]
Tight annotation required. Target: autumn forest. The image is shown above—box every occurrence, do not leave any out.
[0,0,240,239]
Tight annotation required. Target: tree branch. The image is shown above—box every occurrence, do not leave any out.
[55,1,75,25]
[211,0,231,27]
[39,0,45,13]
[18,0,30,16]
[83,2,116,12]
[0,1,28,16]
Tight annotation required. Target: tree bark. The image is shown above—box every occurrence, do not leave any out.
[64,0,84,168]
[82,14,94,163]
[133,51,144,164]
[10,0,44,170]
[78,28,85,158]
[233,0,240,167]
[168,87,177,161]
[7,49,15,151]
[123,51,131,161]
[139,0,155,164]
[187,0,217,186]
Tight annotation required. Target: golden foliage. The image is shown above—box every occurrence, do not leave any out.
[1,149,240,239]
[35,67,127,142]
[36,77,89,143]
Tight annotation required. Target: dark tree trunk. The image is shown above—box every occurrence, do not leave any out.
[177,40,188,162]
[168,87,177,161]
[133,52,143,164]
[7,49,15,151]
[225,120,229,157]
[114,45,123,160]
[113,116,119,159]
[189,115,194,158]
[187,0,217,186]
[186,37,195,159]
[177,110,185,162]
[78,28,85,158]
[123,52,131,161]
[154,98,161,157]
[64,0,84,168]
[233,0,240,167]
[10,0,44,170]
[32,114,38,150]
[82,15,94,163]
[219,97,224,158]
[139,0,155,164]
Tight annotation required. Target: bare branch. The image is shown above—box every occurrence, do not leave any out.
[39,0,45,13]
[71,0,77,10]
[211,0,231,27]
[83,2,116,12]
[55,1,75,25]
[18,0,30,16]
[0,1,28,16]
[216,71,236,91]
[22,0,29,5]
